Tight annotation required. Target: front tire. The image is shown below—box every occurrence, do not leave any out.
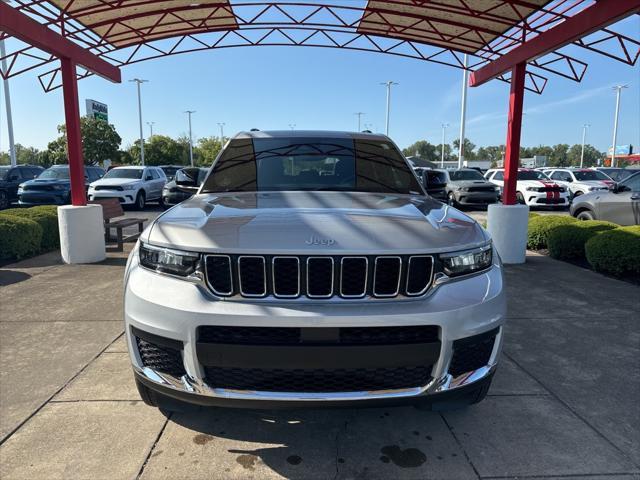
[576,209,595,221]
[135,191,146,210]
[516,191,525,204]
[0,191,8,210]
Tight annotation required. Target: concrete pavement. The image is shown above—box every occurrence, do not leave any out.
[0,228,638,479]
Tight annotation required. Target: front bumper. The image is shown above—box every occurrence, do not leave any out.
[18,191,69,205]
[454,191,499,205]
[524,191,569,206]
[124,249,506,407]
[89,190,136,204]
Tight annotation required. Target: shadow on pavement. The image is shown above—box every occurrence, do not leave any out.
[0,269,32,286]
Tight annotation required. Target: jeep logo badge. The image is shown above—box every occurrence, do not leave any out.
[305,235,335,246]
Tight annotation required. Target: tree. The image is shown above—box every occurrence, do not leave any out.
[15,144,41,165]
[129,135,189,166]
[0,151,9,165]
[402,140,438,162]
[476,145,504,166]
[566,144,603,167]
[195,136,224,167]
[452,138,477,161]
[46,117,122,165]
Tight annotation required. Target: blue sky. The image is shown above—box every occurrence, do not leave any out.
[1,15,638,154]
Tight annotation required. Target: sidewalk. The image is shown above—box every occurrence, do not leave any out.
[0,248,638,479]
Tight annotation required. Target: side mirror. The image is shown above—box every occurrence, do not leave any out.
[175,169,199,193]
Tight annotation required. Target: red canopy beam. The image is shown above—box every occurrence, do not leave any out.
[469,0,640,87]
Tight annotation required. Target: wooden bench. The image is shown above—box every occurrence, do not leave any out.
[90,198,147,252]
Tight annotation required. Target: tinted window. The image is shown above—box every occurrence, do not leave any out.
[427,171,447,184]
[39,167,70,179]
[493,171,504,180]
[517,170,548,180]
[150,169,160,180]
[103,168,143,179]
[574,170,609,181]
[0,166,10,181]
[202,137,421,194]
[621,173,640,191]
[449,170,484,181]
[28,168,43,178]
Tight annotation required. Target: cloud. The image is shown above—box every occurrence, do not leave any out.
[524,83,615,115]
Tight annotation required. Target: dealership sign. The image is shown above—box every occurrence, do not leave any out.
[607,144,633,155]
[85,99,108,122]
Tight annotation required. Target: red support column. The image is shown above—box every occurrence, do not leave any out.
[502,62,526,206]
[60,57,87,206]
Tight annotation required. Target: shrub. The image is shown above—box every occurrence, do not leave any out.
[585,226,640,278]
[0,215,43,260]
[529,212,540,219]
[547,220,618,261]
[527,215,577,250]
[0,206,59,251]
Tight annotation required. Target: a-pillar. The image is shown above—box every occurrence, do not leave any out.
[57,57,106,264]
[487,62,529,264]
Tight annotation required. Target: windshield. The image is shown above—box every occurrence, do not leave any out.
[450,170,484,181]
[197,169,208,184]
[39,168,70,180]
[574,170,609,181]
[201,137,422,195]
[161,166,181,177]
[103,168,143,179]
[0,167,9,181]
[517,170,548,180]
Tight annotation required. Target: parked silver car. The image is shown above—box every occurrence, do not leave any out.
[438,168,499,207]
[570,171,640,225]
[125,130,506,411]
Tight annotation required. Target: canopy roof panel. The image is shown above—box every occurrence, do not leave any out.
[1,0,638,93]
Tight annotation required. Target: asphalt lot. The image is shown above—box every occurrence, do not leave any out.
[0,203,637,480]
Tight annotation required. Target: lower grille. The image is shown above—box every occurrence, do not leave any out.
[135,337,186,377]
[198,325,439,346]
[94,185,123,191]
[204,366,432,392]
[449,328,498,377]
[468,186,495,192]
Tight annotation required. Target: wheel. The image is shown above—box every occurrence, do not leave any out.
[576,209,595,221]
[515,191,525,204]
[447,192,458,207]
[0,191,8,210]
[135,190,146,210]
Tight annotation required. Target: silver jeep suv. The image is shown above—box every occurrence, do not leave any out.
[125,130,506,410]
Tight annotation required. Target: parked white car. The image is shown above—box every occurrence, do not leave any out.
[484,168,569,208]
[88,166,166,209]
[542,168,613,199]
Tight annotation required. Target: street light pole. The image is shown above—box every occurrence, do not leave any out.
[354,112,365,131]
[580,123,590,168]
[185,110,196,167]
[441,123,449,168]
[458,54,469,169]
[1,40,17,167]
[380,81,398,136]
[610,84,628,168]
[129,78,148,165]
[217,122,225,143]
[288,123,296,130]
[146,121,155,138]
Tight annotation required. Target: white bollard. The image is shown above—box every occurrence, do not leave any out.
[487,203,529,264]
[57,204,106,264]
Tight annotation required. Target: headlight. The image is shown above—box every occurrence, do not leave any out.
[122,184,137,190]
[526,186,540,192]
[440,244,493,277]
[139,243,200,277]
[459,187,469,192]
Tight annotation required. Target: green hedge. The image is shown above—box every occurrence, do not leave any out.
[547,220,618,261]
[527,215,577,250]
[0,215,43,260]
[0,206,59,251]
[585,226,640,278]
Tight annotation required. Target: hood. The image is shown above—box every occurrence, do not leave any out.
[572,180,610,188]
[23,178,71,186]
[146,191,488,254]
[91,178,140,187]
[517,179,561,187]
[450,180,495,188]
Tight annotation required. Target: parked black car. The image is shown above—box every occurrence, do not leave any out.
[18,165,105,206]
[0,165,44,209]
[414,167,447,201]
[162,167,208,209]
[159,165,186,182]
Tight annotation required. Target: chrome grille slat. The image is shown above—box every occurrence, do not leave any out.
[204,254,434,299]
